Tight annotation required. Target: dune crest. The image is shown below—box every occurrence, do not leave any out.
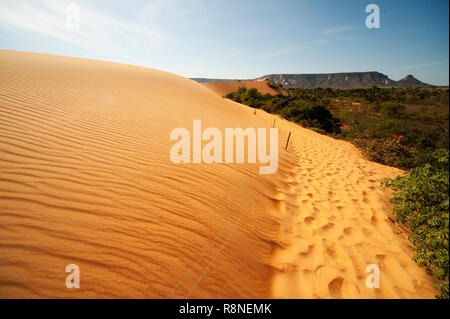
[0,50,289,298]
[202,80,282,97]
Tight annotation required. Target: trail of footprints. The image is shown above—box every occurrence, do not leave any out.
[270,124,436,299]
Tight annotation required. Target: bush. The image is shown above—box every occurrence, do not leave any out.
[240,88,263,108]
[372,102,382,113]
[225,86,247,103]
[361,119,403,139]
[262,97,287,113]
[280,104,341,133]
[266,79,282,90]
[381,102,405,118]
[225,87,340,132]
[353,138,418,169]
[382,150,449,298]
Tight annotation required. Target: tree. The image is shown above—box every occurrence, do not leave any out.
[241,88,262,108]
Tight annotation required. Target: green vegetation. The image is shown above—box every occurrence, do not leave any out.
[226,86,448,169]
[265,79,283,91]
[226,86,449,297]
[225,87,342,133]
[383,151,449,298]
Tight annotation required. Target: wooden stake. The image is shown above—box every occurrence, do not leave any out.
[285,132,291,150]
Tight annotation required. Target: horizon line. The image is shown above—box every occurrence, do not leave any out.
[2,48,448,86]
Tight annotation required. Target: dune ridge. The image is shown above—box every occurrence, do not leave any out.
[0,50,291,298]
[0,50,437,298]
[202,80,282,97]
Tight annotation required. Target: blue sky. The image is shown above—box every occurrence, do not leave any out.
[0,0,448,85]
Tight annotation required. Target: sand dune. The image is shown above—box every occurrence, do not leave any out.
[202,80,282,97]
[245,111,438,298]
[0,50,286,298]
[0,50,437,298]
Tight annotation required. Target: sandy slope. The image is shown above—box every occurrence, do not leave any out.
[202,80,282,97]
[0,50,287,298]
[0,50,437,298]
[247,110,438,298]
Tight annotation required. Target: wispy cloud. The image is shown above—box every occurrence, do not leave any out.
[256,25,355,60]
[141,0,208,28]
[0,0,164,55]
[397,60,449,70]
[321,25,355,36]
[143,0,205,19]
[256,39,328,59]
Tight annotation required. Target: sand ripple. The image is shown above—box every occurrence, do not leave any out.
[249,110,438,298]
[0,50,284,298]
[0,50,437,298]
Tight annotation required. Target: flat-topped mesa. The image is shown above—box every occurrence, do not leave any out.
[256,72,432,88]
[191,72,432,89]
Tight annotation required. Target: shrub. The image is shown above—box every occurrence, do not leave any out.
[372,102,382,113]
[263,97,287,113]
[225,86,247,103]
[381,102,406,118]
[353,138,418,169]
[241,88,263,108]
[382,150,449,298]
[266,79,282,90]
[280,104,341,133]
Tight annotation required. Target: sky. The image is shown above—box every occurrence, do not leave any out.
[0,0,448,85]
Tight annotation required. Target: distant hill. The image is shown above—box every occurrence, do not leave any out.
[191,72,433,88]
[397,74,430,87]
[256,72,433,89]
[202,80,283,97]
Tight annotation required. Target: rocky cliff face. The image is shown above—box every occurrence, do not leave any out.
[255,72,431,88]
[191,72,432,88]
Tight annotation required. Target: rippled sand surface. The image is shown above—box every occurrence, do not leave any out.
[0,50,289,298]
[0,50,437,298]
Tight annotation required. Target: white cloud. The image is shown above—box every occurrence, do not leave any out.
[143,0,200,18]
[397,60,449,70]
[141,0,207,26]
[0,0,164,55]
[255,39,328,59]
